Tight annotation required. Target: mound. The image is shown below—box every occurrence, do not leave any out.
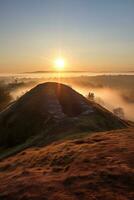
[0,128,133,200]
[0,82,127,147]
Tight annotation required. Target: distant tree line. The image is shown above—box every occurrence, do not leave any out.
[87,91,125,120]
[0,84,12,111]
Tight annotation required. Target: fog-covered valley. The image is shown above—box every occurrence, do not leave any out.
[0,73,134,121]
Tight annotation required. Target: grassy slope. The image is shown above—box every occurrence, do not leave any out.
[0,110,127,161]
[0,128,133,200]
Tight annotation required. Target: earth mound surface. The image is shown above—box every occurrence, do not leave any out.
[0,128,133,200]
[0,82,127,147]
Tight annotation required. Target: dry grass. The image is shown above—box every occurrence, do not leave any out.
[0,128,133,200]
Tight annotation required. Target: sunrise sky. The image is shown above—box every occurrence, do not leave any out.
[0,0,134,73]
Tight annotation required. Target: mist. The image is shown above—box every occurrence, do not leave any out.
[0,74,134,122]
[76,86,134,121]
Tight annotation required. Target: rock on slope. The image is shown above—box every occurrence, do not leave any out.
[0,128,133,200]
[0,82,127,147]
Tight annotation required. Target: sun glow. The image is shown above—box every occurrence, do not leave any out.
[55,58,65,71]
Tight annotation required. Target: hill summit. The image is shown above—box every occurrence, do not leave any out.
[0,82,127,148]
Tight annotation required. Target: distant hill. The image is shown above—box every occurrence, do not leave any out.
[23,70,88,73]
[23,70,134,74]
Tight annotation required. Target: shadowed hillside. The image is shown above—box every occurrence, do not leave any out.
[0,82,127,150]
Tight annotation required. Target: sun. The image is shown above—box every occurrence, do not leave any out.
[54,58,65,71]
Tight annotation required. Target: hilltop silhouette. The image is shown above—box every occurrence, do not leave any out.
[0,82,126,148]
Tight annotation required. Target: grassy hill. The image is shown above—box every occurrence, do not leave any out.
[0,83,133,200]
[0,128,133,200]
[0,82,127,159]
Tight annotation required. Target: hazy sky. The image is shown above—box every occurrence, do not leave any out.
[0,0,134,73]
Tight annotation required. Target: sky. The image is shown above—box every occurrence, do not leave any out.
[0,0,134,73]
